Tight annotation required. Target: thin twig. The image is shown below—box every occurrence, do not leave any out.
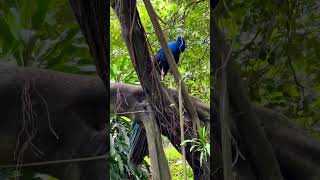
[179,80,187,180]
[33,81,59,140]
[215,38,235,78]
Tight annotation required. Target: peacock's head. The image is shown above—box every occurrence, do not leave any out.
[177,36,186,53]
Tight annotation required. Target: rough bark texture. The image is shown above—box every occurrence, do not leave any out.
[67,0,110,179]
[0,66,107,180]
[1,66,320,179]
[137,103,172,180]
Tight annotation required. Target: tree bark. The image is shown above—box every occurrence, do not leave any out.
[1,66,320,179]
[212,10,284,180]
[0,66,108,180]
[68,1,109,179]
[69,0,109,88]
[136,103,172,180]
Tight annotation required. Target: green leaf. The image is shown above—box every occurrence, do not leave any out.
[206,143,210,156]
[200,152,204,166]
[3,7,22,40]
[0,16,15,54]
[20,0,33,28]
[32,0,53,28]
[180,139,195,146]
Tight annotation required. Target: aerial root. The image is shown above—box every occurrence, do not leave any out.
[14,81,38,180]
[13,80,59,180]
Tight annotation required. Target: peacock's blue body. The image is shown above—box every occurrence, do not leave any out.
[154,37,186,78]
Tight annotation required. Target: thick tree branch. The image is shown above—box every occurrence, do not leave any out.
[67,1,109,179]
[216,22,234,180]
[212,12,284,180]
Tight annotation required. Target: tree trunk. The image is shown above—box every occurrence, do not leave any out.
[212,12,283,180]
[1,66,320,179]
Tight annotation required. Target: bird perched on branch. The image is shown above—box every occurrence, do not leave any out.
[154,36,186,80]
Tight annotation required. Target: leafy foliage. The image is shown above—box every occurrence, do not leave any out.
[144,147,194,180]
[217,0,320,136]
[181,127,210,166]
[110,116,150,180]
[0,0,94,74]
[110,9,140,84]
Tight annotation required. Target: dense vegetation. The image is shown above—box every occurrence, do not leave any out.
[216,0,320,136]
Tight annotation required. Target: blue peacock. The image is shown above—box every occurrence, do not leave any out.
[154,36,187,79]
[128,37,187,167]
